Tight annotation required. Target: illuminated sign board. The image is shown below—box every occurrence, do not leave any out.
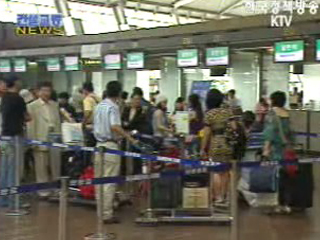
[81,58,102,71]
[14,58,27,72]
[104,54,121,70]
[47,58,61,72]
[127,52,144,69]
[0,59,11,73]
[206,47,229,66]
[65,56,79,71]
[274,40,304,63]
[316,39,320,61]
[16,14,64,36]
[177,49,198,67]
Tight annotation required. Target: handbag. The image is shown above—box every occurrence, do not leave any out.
[249,163,278,193]
[275,114,298,177]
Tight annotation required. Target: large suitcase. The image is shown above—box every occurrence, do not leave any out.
[151,175,181,209]
[278,163,314,209]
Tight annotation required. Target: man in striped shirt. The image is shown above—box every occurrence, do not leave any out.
[93,81,137,224]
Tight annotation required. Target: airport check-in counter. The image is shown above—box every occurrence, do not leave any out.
[289,110,320,152]
[309,111,320,152]
[289,110,308,150]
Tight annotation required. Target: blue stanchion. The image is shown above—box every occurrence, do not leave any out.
[1,134,320,198]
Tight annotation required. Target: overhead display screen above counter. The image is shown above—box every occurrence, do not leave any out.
[274,40,304,63]
[206,47,229,66]
[177,49,198,67]
[127,52,144,69]
[316,39,320,61]
[104,54,121,70]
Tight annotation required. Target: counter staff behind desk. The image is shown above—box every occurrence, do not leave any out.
[93,81,138,224]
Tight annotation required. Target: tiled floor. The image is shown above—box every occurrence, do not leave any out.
[0,165,319,240]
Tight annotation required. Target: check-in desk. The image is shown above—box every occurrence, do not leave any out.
[289,110,308,150]
[289,110,320,152]
[309,111,320,151]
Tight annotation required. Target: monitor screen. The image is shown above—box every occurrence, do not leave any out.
[177,49,198,67]
[316,39,320,61]
[127,52,144,69]
[104,54,121,70]
[274,40,304,63]
[206,47,229,66]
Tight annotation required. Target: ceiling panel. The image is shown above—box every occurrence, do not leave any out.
[185,0,239,12]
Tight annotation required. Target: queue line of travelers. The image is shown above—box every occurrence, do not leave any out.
[0,75,299,220]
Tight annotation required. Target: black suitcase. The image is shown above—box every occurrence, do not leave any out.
[151,175,181,209]
[278,163,314,209]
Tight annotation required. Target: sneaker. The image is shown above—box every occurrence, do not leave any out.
[266,206,291,215]
[21,202,31,209]
[103,216,120,224]
[214,197,226,207]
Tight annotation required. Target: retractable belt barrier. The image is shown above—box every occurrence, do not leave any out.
[1,135,320,197]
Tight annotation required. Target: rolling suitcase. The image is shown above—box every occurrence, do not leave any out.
[151,175,181,208]
[278,163,314,209]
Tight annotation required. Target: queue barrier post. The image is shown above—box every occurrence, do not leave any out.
[58,177,69,240]
[6,136,29,216]
[230,160,239,240]
[85,147,115,240]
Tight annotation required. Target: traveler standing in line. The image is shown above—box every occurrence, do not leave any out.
[187,94,204,156]
[170,97,186,127]
[93,81,138,224]
[27,82,61,198]
[188,94,204,135]
[19,89,36,182]
[118,91,129,115]
[70,86,84,121]
[0,79,7,135]
[152,95,173,137]
[255,97,269,129]
[82,82,101,147]
[263,91,301,214]
[263,92,292,162]
[132,87,154,134]
[132,87,151,108]
[122,93,148,175]
[200,89,236,206]
[0,76,30,208]
[58,92,77,123]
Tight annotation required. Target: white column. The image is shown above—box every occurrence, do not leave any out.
[160,57,181,113]
[230,52,260,111]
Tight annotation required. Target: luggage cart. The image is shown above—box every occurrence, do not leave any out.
[135,135,232,225]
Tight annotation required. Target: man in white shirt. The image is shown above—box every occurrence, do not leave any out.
[27,82,61,197]
[93,81,137,224]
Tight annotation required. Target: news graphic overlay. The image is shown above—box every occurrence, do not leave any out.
[16,14,65,36]
[244,0,319,28]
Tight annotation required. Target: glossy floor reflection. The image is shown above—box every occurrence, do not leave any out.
[1,165,319,240]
